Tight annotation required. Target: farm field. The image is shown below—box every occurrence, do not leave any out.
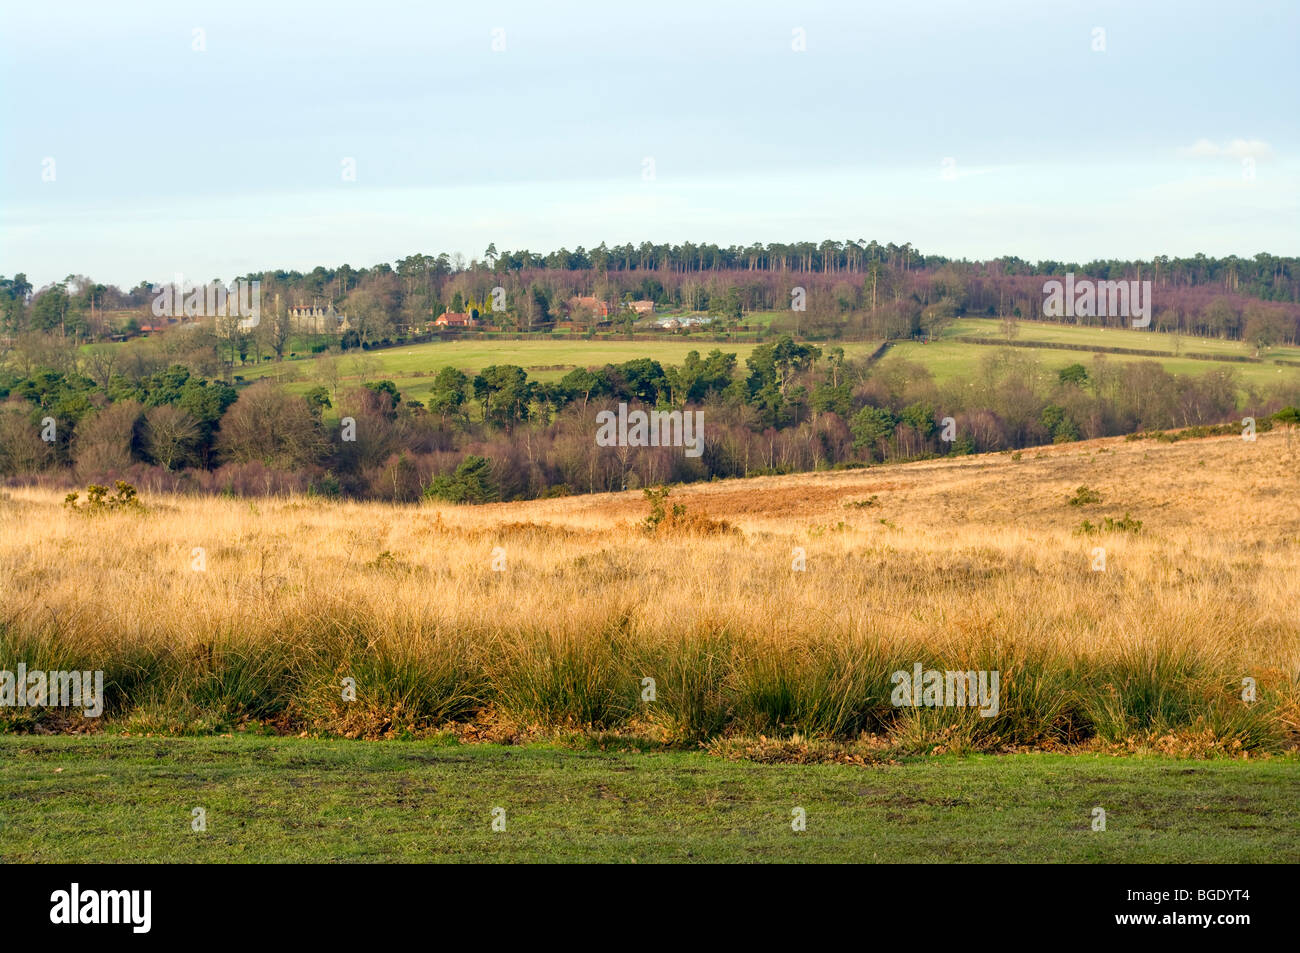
[888,338,1297,389]
[2,736,1296,863]
[889,318,1300,389]
[237,337,887,406]
[219,317,1300,409]
[953,316,1300,363]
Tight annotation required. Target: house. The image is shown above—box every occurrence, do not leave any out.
[655,315,713,330]
[626,300,656,315]
[567,296,609,320]
[138,317,182,335]
[288,304,349,334]
[433,309,477,328]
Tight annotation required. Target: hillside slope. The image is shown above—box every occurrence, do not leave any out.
[2,429,1297,750]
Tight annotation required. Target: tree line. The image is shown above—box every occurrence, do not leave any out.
[3,334,1296,502]
[2,242,1297,355]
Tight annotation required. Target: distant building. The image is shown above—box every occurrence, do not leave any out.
[433,309,477,328]
[626,300,656,314]
[138,317,182,335]
[288,304,349,334]
[568,295,610,320]
[655,315,712,329]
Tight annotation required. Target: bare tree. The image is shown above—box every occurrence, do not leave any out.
[269,297,291,361]
[349,353,381,384]
[73,400,143,479]
[0,400,54,474]
[143,404,200,470]
[82,344,119,390]
[316,353,343,405]
[214,381,329,469]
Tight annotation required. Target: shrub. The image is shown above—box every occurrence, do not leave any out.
[641,485,735,536]
[64,480,143,512]
[1075,512,1142,535]
[423,455,499,504]
[307,472,342,498]
[1067,485,1102,506]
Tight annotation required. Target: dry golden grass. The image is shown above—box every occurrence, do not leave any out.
[2,428,1298,752]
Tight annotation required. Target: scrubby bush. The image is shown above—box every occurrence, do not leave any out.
[423,455,498,504]
[64,480,143,512]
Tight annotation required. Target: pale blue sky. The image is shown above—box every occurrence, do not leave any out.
[2,0,1296,287]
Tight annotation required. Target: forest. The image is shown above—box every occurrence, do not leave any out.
[2,241,1298,501]
[2,332,1297,502]
[3,241,1297,351]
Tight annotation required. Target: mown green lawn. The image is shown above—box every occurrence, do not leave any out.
[1,736,1294,863]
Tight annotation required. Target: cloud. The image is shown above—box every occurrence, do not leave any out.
[1178,138,1274,159]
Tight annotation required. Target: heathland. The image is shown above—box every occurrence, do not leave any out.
[2,425,1296,756]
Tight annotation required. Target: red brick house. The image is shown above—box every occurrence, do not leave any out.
[139,317,182,335]
[567,296,609,320]
[432,309,477,328]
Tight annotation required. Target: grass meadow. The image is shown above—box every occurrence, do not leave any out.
[3,426,1297,758]
[891,318,1300,389]
[237,337,796,405]
[953,316,1300,361]
[228,317,1298,412]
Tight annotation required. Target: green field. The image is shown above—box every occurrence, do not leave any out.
[903,318,1300,390]
[205,315,1300,406]
[737,309,785,328]
[889,340,1299,389]
[239,338,883,405]
[1,736,1295,863]
[954,317,1300,362]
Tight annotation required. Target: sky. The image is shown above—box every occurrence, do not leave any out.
[1,0,1296,288]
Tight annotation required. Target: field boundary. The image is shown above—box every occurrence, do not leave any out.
[950,335,1265,364]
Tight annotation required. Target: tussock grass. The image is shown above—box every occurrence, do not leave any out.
[2,429,1298,754]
